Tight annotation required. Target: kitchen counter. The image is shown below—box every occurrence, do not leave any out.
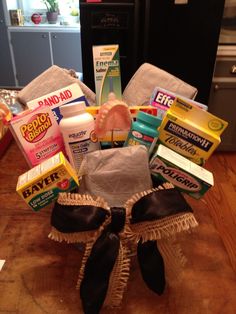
[8,23,80,32]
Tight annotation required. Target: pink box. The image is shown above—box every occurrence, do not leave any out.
[9,105,65,167]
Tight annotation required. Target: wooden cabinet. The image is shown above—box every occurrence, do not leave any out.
[10,29,82,87]
[0,1,15,87]
[51,32,82,72]
[208,56,236,151]
[11,31,51,86]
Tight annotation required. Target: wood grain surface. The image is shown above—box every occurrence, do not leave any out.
[0,142,236,314]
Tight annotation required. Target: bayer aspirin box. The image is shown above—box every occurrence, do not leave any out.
[150,144,214,199]
[27,83,88,123]
[16,152,79,211]
[150,87,208,119]
[9,105,65,167]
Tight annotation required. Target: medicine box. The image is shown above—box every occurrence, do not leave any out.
[150,144,214,199]
[27,83,88,123]
[158,97,228,165]
[16,152,79,211]
[150,86,208,119]
[92,45,122,106]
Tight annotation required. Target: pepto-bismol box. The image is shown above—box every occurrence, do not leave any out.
[16,152,79,211]
[150,144,214,199]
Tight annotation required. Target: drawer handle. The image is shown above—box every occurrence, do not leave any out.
[231,65,236,74]
[53,35,57,39]
[214,84,219,91]
[42,34,47,38]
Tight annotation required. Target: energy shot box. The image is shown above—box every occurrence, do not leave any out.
[158,97,228,165]
[150,144,214,199]
[16,152,79,211]
[92,45,122,106]
[150,86,208,119]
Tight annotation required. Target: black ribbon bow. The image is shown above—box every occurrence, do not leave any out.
[49,185,198,314]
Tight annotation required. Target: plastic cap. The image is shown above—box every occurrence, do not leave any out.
[60,101,86,116]
[137,110,162,128]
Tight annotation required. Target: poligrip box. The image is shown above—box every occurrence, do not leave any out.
[16,152,79,211]
[150,144,214,199]
[158,97,228,165]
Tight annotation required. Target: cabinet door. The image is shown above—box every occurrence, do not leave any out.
[51,32,82,73]
[10,32,51,86]
[208,81,236,151]
[0,2,15,87]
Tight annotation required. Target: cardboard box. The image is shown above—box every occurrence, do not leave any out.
[158,97,228,165]
[27,83,88,123]
[92,45,122,106]
[9,105,65,167]
[150,144,214,199]
[150,86,208,119]
[16,152,79,211]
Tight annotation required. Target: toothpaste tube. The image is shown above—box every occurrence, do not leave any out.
[16,151,79,211]
[150,144,214,199]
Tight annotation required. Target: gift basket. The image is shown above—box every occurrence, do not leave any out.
[5,46,229,314]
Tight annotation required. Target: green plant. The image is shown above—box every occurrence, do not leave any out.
[42,0,59,13]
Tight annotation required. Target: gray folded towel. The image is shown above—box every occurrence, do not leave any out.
[17,65,96,107]
[122,63,198,106]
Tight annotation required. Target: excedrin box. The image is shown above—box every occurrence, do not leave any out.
[27,83,88,123]
[92,44,122,106]
[16,152,79,211]
[9,105,65,167]
[150,144,214,199]
[150,86,208,119]
[158,97,228,165]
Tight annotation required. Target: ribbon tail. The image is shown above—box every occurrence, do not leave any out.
[80,228,120,314]
[137,239,165,295]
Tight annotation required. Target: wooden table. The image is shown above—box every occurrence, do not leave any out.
[0,141,236,314]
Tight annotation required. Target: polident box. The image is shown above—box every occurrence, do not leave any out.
[9,105,65,167]
[150,87,208,119]
[158,97,228,165]
[16,152,79,211]
[93,45,122,106]
[150,144,214,199]
[27,83,88,123]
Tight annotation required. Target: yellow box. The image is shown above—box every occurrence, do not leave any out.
[16,152,79,211]
[158,97,228,165]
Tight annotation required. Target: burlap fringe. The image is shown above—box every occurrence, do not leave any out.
[125,212,198,243]
[57,192,110,210]
[104,242,131,308]
[48,227,98,243]
[76,240,94,290]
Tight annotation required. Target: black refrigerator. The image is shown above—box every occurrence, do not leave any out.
[79,0,225,105]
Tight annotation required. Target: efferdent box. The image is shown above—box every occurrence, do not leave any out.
[150,86,208,119]
[9,105,65,167]
[92,45,122,106]
[150,144,214,199]
[16,152,79,211]
[158,97,228,165]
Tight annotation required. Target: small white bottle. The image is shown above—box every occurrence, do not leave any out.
[59,101,100,173]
